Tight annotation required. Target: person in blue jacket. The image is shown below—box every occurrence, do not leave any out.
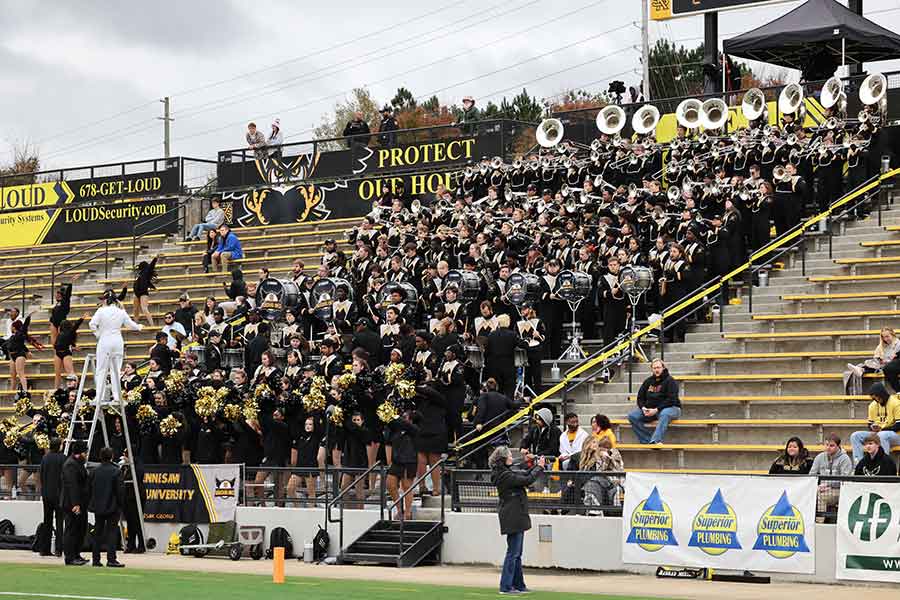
[212,224,243,272]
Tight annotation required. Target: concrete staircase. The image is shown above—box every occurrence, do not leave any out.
[567,194,900,472]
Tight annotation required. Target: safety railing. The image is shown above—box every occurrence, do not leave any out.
[0,278,28,316]
[389,458,446,556]
[50,239,109,296]
[326,463,386,554]
[458,166,900,452]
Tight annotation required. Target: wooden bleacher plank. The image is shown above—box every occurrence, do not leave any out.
[626,395,868,402]
[809,272,900,283]
[0,234,165,255]
[175,226,350,248]
[678,373,879,381]
[752,309,900,321]
[834,256,900,265]
[693,350,870,360]
[618,443,899,453]
[860,239,900,247]
[609,418,865,426]
[0,269,88,281]
[723,330,883,340]
[96,258,319,284]
[782,290,900,301]
[154,238,347,261]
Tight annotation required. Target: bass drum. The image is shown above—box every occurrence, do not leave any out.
[445,270,482,302]
[255,279,300,320]
[555,270,592,302]
[505,272,541,306]
[312,278,354,322]
[378,281,419,307]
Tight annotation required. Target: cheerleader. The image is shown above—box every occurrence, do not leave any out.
[8,315,43,391]
[133,256,159,326]
[48,283,73,347]
[52,314,89,390]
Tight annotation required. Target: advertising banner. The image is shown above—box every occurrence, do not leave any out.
[836,482,900,583]
[0,165,180,214]
[217,130,509,228]
[0,197,178,249]
[622,472,816,574]
[142,464,240,523]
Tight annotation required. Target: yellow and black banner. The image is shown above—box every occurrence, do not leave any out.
[0,197,177,249]
[651,0,794,20]
[142,464,239,523]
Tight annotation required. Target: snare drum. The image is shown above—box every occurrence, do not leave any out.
[514,348,528,368]
[271,347,288,369]
[224,348,244,369]
[465,344,484,370]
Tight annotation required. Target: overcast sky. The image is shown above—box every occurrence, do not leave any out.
[1,0,899,176]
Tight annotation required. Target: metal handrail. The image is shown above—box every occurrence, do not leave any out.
[50,239,109,295]
[0,278,27,315]
[327,461,384,555]
[389,458,446,556]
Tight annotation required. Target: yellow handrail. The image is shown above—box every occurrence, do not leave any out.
[456,166,900,450]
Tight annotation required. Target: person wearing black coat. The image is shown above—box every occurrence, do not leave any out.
[60,443,89,565]
[343,112,371,148]
[437,346,467,443]
[385,411,419,520]
[490,446,544,595]
[121,450,145,553]
[627,359,681,444]
[38,438,66,556]
[413,383,447,496]
[469,379,519,468]
[484,318,528,399]
[149,333,177,374]
[519,407,560,459]
[378,107,399,148]
[88,447,125,567]
[854,433,899,476]
[351,320,382,368]
[254,409,292,506]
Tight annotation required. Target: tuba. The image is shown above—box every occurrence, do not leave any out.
[773,165,787,182]
[778,83,803,115]
[700,98,728,131]
[820,76,845,112]
[675,98,703,130]
[632,104,660,136]
[860,73,887,107]
[536,118,564,148]
[596,105,627,136]
[741,88,766,122]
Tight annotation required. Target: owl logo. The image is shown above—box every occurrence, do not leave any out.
[214,477,236,498]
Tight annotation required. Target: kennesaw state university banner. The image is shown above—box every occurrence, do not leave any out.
[836,482,900,582]
[622,473,816,574]
[142,464,239,523]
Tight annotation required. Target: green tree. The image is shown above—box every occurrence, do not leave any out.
[313,87,381,150]
[421,95,441,114]
[509,88,543,122]
[648,39,706,100]
[391,87,416,112]
[481,100,502,119]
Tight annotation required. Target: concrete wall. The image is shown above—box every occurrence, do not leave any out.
[0,501,839,583]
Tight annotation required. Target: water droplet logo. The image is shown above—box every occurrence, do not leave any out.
[688,488,742,556]
[753,491,810,559]
[626,486,678,552]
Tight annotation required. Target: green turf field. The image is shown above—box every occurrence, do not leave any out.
[1,563,672,600]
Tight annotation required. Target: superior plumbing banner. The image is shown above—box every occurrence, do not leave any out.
[142,464,240,523]
[836,482,900,583]
[622,473,816,574]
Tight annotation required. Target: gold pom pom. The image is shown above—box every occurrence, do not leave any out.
[377,401,399,423]
[159,414,181,438]
[216,387,231,400]
[136,404,157,424]
[254,384,272,400]
[126,388,143,405]
[395,379,416,400]
[335,373,356,391]
[34,433,50,450]
[3,429,20,449]
[14,396,33,416]
[56,422,69,439]
[195,386,220,418]
[384,363,405,386]
[223,404,242,422]
[329,405,344,426]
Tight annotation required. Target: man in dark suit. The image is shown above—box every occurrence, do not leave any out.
[484,315,528,399]
[39,437,66,556]
[88,447,125,567]
[121,448,145,554]
[60,442,88,565]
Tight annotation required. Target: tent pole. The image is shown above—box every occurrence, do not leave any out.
[842,37,846,78]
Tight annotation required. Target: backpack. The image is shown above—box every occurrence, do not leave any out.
[266,527,294,559]
[0,519,15,537]
[312,526,329,562]
[179,524,203,547]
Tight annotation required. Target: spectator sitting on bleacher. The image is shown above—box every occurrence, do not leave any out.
[589,414,616,448]
[768,436,813,475]
[627,359,681,445]
[186,197,225,242]
[201,228,220,273]
[558,412,589,471]
[849,382,900,463]
[844,327,900,395]
[174,294,197,339]
[246,122,267,161]
[161,312,186,350]
[212,225,243,272]
[809,432,853,520]
[854,433,899,476]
